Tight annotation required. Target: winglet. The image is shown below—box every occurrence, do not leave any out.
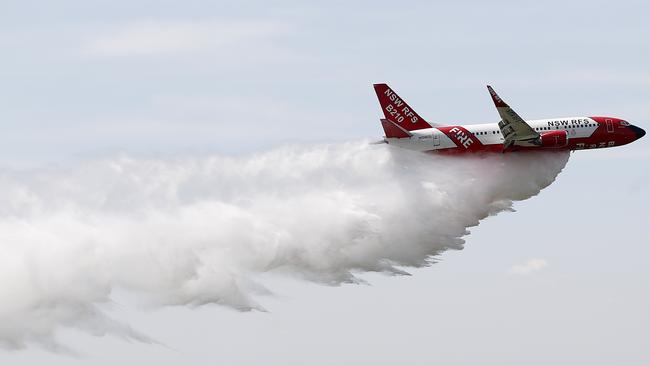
[487,85,509,108]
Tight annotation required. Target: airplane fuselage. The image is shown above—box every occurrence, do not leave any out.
[387,116,645,153]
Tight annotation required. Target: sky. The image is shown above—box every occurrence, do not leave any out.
[0,0,649,364]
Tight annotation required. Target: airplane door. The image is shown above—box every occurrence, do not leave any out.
[433,133,440,146]
[606,119,614,133]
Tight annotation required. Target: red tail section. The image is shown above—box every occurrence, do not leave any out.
[380,118,411,138]
[374,84,432,131]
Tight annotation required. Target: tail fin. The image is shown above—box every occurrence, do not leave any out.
[380,118,411,138]
[373,83,433,131]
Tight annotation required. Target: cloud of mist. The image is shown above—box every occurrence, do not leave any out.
[0,142,569,350]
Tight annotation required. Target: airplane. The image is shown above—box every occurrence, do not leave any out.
[373,83,645,153]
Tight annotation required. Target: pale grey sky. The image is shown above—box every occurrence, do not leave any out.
[0,0,649,364]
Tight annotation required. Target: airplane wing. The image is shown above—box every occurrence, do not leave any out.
[487,85,539,149]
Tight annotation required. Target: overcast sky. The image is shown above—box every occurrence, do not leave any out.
[0,0,649,364]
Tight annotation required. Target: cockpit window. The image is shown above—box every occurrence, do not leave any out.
[621,120,631,126]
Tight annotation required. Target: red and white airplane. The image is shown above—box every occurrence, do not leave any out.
[374,84,645,153]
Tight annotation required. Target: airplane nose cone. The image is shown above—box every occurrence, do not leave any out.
[630,125,646,139]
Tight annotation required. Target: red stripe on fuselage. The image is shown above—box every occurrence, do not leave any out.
[437,126,484,151]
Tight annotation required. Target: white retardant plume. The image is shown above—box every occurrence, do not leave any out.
[0,142,569,350]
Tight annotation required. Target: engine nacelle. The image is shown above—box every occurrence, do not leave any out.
[538,130,568,148]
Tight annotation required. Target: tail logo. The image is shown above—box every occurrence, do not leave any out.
[383,89,419,124]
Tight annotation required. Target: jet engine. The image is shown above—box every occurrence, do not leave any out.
[537,130,568,148]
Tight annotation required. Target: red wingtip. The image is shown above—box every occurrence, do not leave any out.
[487,85,509,108]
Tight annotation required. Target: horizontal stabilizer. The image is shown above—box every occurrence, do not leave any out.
[380,118,411,138]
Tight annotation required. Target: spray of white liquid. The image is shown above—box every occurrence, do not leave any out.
[0,142,569,351]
